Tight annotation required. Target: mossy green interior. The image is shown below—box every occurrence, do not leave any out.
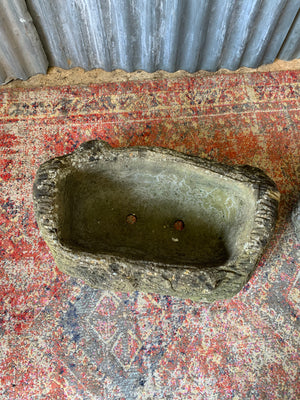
[58,156,256,268]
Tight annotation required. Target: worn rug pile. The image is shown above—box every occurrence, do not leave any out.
[0,71,299,399]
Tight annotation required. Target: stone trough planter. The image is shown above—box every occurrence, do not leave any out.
[33,140,279,301]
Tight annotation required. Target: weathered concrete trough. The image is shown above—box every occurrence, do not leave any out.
[33,140,279,301]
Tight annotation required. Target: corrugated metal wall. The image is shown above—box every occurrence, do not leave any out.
[0,0,299,84]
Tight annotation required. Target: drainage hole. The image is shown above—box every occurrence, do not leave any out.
[126,214,137,224]
[174,219,184,231]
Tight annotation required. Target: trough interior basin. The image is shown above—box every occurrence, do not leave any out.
[58,156,255,268]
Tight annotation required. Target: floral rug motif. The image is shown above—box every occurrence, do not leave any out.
[0,71,299,399]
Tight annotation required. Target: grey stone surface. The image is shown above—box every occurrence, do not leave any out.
[292,200,300,241]
[33,140,280,301]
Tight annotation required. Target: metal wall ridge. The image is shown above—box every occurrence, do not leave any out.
[1,0,300,84]
[0,0,47,84]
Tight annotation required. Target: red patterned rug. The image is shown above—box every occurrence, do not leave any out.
[0,71,299,399]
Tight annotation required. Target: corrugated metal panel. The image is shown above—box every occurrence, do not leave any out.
[0,0,300,84]
[279,8,300,60]
[0,0,48,84]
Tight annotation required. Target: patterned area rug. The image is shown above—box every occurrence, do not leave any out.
[0,71,299,400]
